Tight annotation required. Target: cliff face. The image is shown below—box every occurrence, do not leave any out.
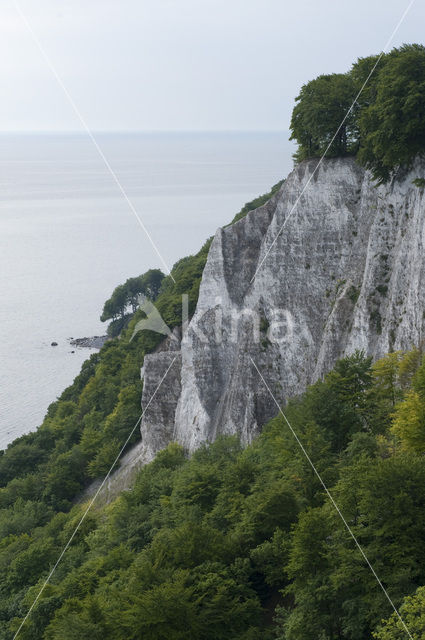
[139,156,425,460]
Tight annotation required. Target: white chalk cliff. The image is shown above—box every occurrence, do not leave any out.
[137,156,425,464]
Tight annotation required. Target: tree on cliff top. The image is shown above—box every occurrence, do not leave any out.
[290,73,358,162]
[290,44,425,182]
[357,44,425,182]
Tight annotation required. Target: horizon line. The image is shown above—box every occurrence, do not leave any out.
[0,128,291,136]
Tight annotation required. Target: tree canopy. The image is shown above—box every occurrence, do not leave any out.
[290,73,358,161]
[1,346,425,639]
[100,269,165,337]
[374,586,425,639]
[290,44,425,182]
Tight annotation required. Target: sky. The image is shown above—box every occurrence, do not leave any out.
[0,0,424,132]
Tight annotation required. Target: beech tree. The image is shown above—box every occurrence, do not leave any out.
[290,44,425,183]
[357,44,425,182]
[374,586,425,639]
[290,73,358,161]
[100,269,165,323]
[100,268,165,337]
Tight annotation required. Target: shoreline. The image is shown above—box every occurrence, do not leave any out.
[69,335,108,349]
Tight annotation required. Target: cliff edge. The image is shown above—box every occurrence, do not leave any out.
[134,156,425,467]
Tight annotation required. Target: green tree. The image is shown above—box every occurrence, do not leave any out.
[105,564,261,640]
[350,53,384,112]
[281,507,337,640]
[391,357,425,453]
[357,44,425,182]
[100,269,165,336]
[280,453,425,640]
[290,73,358,161]
[42,447,88,509]
[44,596,109,640]
[290,44,425,183]
[295,351,372,452]
[373,586,425,639]
[391,391,425,453]
[100,284,127,323]
[367,352,404,434]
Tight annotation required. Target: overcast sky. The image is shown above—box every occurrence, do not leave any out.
[0,0,423,132]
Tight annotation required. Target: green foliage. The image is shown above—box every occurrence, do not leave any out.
[357,44,425,182]
[367,351,404,434]
[1,433,294,639]
[391,356,425,452]
[412,178,425,188]
[105,314,132,339]
[290,44,425,181]
[374,586,425,639]
[284,350,373,453]
[228,180,284,225]
[154,238,213,327]
[290,73,358,161]
[1,349,425,638]
[0,228,218,517]
[100,269,165,336]
[281,453,425,639]
[347,285,360,304]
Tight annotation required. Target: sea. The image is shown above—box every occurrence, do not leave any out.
[0,131,295,450]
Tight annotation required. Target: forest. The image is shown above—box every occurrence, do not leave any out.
[1,345,425,639]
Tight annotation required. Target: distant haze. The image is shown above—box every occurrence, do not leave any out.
[0,0,423,132]
[0,131,294,447]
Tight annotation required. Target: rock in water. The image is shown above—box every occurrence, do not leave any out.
[70,336,108,349]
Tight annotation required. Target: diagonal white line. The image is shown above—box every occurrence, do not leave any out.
[12,354,179,640]
[250,0,416,284]
[250,357,413,640]
[10,3,417,639]
[13,0,176,283]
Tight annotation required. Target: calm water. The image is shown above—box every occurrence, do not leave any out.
[0,132,295,449]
